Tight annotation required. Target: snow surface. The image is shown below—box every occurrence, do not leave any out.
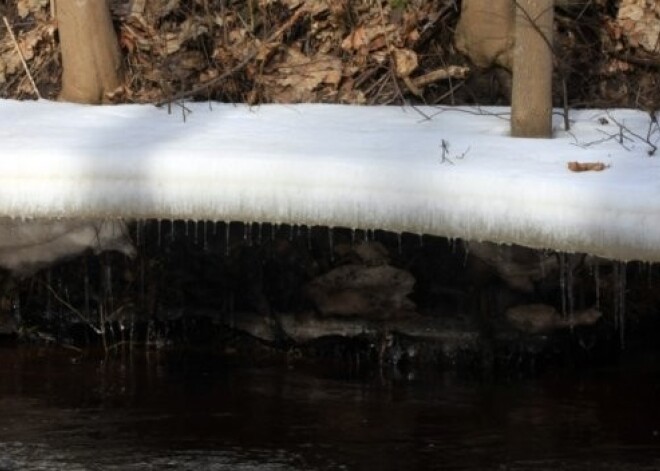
[1,99,659,262]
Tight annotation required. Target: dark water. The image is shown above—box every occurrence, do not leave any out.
[1,346,660,470]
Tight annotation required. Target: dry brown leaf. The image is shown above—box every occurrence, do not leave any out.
[392,48,418,78]
[0,23,52,84]
[17,0,48,19]
[162,19,208,55]
[259,48,342,102]
[567,161,610,172]
[341,26,369,52]
[617,0,660,52]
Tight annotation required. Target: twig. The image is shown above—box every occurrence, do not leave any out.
[606,110,658,156]
[40,281,102,335]
[411,66,470,88]
[2,16,42,99]
[440,139,454,165]
[156,5,308,107]
[439,139,469,165]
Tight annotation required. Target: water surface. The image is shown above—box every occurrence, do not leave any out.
[1,346,659,470]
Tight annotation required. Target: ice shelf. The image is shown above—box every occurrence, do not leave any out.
[1,99,659,262]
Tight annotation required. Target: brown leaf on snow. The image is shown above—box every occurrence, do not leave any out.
[567,161,610,172]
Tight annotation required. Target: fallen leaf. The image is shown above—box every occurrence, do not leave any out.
[392,47,418,78]
[567,161,610,172]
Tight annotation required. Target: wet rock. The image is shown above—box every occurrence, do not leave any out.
[0,311,17,335]
[227,310,480,351]
[350,241,390,266]
[505,303,602,334]
[305,264,416,318]
[467,241,557,292]
[0,218,135,276]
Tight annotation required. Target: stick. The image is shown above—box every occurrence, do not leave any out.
[2,16,42,99]
[156,5,307,107]
[412,66,470,88]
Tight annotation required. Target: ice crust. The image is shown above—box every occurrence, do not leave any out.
[1,99,659,262]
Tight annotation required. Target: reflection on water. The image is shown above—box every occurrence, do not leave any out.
[1,346,660,470]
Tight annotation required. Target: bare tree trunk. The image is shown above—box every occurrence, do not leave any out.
[57,0,122,104]
[511,0,554,138]
[454,0,515,70]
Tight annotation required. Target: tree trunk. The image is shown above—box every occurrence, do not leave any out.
[57,0,122,104]
[511,0,554,138]
[454,0,515,70]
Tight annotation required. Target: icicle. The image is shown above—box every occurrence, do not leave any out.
[194,220,199,245]
[307,226,312,250]
[289,225,294,241]
[170,219,175,240]
[619,262,627,349]
[257,223,263,245]
[594,263,600,310]
[612,262,619,331]
[567,254,575,330]
[185,220,190,237]
[351,229,356,246]
[157,219,162,247]
[243,222,248,241]
[463,241,470,267]
[225,222,231,256]
[203,221,208,251]
[397,233,402,255]
[213,220,218,236]
[328,227,334,262]
[136,219,142,246]
[45,269,52,319]
[559,252,567,318]
[82,259,90,323]
[246,223,252,246]
[12,294,21,326]
[104,261,114,314]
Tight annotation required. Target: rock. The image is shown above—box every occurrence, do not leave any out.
[0,218,135,277]
[0,311,17,335]
[333,240,390,266]
[467,241,557,292]
[505,303,602,334]
[304,264,416,318]
[352,241,389,266]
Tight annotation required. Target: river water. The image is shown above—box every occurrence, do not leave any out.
[1,346,659,470]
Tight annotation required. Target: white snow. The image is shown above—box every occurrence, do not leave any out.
[1,99,659,262]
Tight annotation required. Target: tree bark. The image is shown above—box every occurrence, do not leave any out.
[511,0,554,138]
[57,0,122,104]
[454,0,515,70]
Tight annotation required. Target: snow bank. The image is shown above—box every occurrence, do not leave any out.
[1,99,659,262]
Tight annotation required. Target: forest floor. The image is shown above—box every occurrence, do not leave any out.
[1,0,659,111]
